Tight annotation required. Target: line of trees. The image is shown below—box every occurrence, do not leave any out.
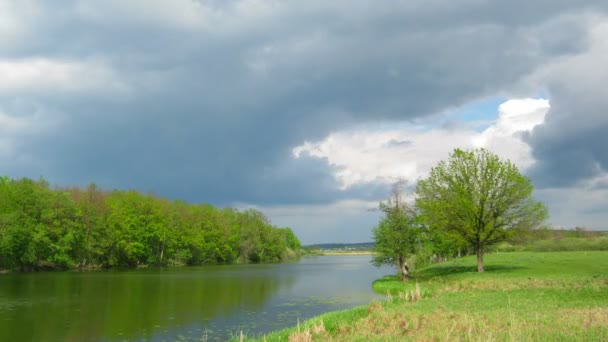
[0,176,301,271]
[373,148,548,276]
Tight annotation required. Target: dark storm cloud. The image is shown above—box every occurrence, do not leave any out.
[526,31,608,189]
[2,0,608,205]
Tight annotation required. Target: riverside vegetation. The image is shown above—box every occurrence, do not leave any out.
[249,250,608,341]
[0,176,301,271]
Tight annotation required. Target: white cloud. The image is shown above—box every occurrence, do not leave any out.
[293,98,549,189]
[473,98,549,168]
[239,199,382,244]
[0,58,130,95]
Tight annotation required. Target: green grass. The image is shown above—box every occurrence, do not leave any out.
[247,252,608,341]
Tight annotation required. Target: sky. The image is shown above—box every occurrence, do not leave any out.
[2,1,608,244]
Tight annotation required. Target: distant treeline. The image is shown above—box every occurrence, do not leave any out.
[0,177,301,271]
[305,242,374,251]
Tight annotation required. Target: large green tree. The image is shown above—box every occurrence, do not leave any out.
[372,181,422,280]
[416,148,548,272]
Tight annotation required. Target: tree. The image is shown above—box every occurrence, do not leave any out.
[416,148,548,272]
[372,181,422,280]
[0,175,302,271]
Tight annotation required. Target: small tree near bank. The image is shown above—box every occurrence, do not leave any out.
[372,181,421,280]
[416,148,548,272]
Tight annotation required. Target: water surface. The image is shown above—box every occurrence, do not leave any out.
[0,256,393,341]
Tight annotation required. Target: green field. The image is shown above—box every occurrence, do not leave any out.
[250,251,608,341]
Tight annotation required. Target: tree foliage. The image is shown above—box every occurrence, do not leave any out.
[0,176,301,271]
[372,181,422,280]
[415,148,548,272]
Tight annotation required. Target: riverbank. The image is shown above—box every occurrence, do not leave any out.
[246,251,608,341]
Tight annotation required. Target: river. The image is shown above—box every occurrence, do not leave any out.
[0,255,393,341]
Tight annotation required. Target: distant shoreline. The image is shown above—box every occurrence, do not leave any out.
[317,251,374,256]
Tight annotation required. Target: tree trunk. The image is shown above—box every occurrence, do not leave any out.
[159,242,164,265]
[159,230,166,265]
[476,248,484,272]
[398,255,410,280]
[82,218,91,268]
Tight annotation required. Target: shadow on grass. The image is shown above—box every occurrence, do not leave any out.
[374,264,530,289]
[415,264,527,280]
[376,264,529,284]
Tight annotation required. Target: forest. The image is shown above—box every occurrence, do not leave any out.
[0,176,301,271]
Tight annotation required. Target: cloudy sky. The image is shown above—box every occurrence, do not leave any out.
[2,1,608,244]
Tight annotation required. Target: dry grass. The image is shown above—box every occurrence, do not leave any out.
[386,283,422,304]
[316,304,608,341]
[558,307,608,329]
[287,320,327,342]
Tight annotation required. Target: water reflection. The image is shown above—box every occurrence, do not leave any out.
[0,256,392,341]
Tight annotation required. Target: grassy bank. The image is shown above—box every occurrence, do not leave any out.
[246,251,608,341]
